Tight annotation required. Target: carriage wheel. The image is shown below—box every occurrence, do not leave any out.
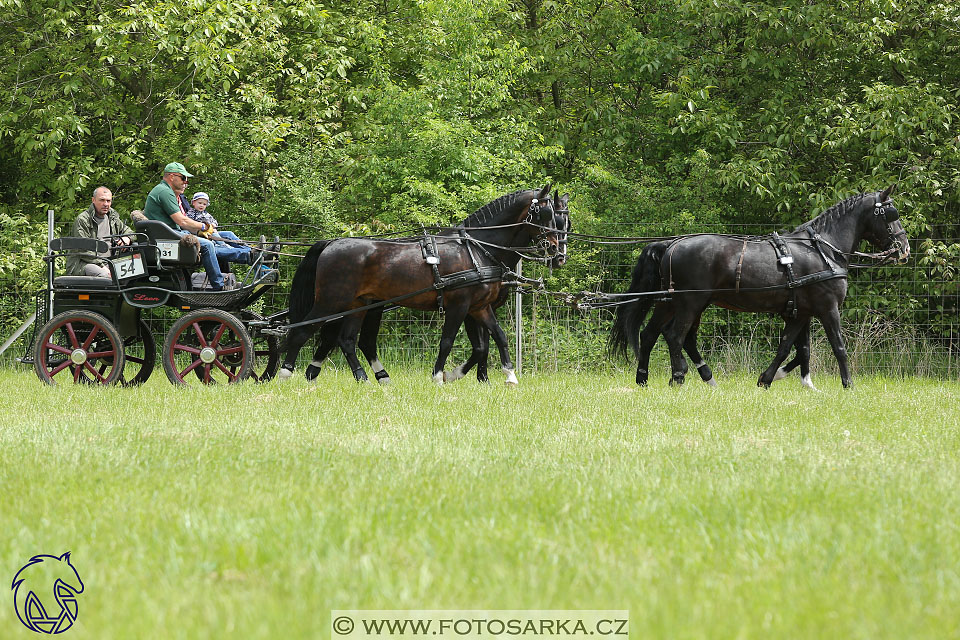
[162,309,253,385]
[33,311,126,385]
[120,319,156,386]
[238,311,280,382]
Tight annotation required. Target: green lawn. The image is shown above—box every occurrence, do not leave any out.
[1,367,958,639]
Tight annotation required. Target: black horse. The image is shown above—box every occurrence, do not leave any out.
[610,185,909,388]
[279,185,561,384]
[611,240,817,389]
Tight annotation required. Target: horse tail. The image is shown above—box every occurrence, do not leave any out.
[608,241,667,360]
[288,240,331,324]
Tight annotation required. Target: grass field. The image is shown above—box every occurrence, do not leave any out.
[1,365,959,639]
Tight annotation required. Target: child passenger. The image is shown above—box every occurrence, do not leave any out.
[186,192,253,263]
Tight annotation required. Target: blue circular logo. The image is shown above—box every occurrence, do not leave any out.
[11,552,84,634]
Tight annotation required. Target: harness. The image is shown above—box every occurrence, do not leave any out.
[666,229,849,317]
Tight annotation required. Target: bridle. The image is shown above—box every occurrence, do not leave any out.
[870,197,908,262]
[524,198,561,257]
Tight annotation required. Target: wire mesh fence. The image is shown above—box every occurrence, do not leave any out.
[6,219,959,380]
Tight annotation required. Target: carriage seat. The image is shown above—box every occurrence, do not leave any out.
[53,275,119,290]
[134,219,201,266]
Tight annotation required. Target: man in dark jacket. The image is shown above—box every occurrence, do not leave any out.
[66,186,134,276]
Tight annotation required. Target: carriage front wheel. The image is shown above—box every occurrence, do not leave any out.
[33,310,126,385]
[162,309,254,385]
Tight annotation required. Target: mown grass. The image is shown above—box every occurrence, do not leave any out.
[1,366,958,639]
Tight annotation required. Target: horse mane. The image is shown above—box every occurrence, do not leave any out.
[794,192,868,234]
[461,189,529,227]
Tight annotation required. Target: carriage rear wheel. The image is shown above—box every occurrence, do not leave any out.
[33,311,126,385]
[121,319,156,386]
[162,309,253,385]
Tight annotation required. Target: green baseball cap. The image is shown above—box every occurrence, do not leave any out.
[163,162,194,177]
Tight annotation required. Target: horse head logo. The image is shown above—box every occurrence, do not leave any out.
[11,552,84,634]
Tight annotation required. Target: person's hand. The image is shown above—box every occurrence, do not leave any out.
[198,222,215,239]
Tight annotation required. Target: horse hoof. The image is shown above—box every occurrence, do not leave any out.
[433,371,445,385]
[704,377,718,387]
[505,380,519,388]
[277,367,293,381]
[378,375,391,386]
[772,367,788,382]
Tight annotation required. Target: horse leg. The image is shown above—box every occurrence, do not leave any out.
[636,303,672,386]
[279,320,321,380]
[479,308,517,386]
[662,309,698,387]
[304,321,340,381]
[772,321,818,390]
[337,311,371,382]
[356,308,391,385]
[432,304,470,385]
[682,316,717,387]
[758,316,810,388]
[819,306,852,388]
[446,315,485,383]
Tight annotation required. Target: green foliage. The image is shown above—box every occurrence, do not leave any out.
[0,210,47,335]
[1,0,958,345]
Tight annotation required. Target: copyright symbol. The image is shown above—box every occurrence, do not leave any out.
[333,616,355,635]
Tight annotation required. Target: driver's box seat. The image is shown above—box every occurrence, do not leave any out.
[134,219,201,267]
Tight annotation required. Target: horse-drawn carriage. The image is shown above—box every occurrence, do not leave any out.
[26,218,282,386]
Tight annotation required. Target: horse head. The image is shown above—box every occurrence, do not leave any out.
[863,184,910,263]
[549,192,571,268]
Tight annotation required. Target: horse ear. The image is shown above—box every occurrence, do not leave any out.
[59,552,71,563]
[537,183,552,200]
[880,183,897,200]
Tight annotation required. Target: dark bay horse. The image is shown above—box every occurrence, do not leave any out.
[296,192,571,385]
[279,185,560,384]
[610,185,909,388]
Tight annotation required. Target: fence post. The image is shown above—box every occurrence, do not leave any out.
[515,260,522,375]
[47,209,54,323]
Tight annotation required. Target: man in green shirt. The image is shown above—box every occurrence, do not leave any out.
[143,162,232,290]
[66,186,134,277]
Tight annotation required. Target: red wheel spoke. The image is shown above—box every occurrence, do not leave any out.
[191,322,209,348]
[217,345,244,356]
[45,342,72,356]
[203,364,212,383]
[211,323,228,348]
[173,343,201,355]
[65,323,81,349]
[181,358,203,377]
[83,361,108,383]
[87,349,117,359]
[214,360,237,381]
[49,359,72,377]
[81,325,102,351]
[73,364,83,383]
